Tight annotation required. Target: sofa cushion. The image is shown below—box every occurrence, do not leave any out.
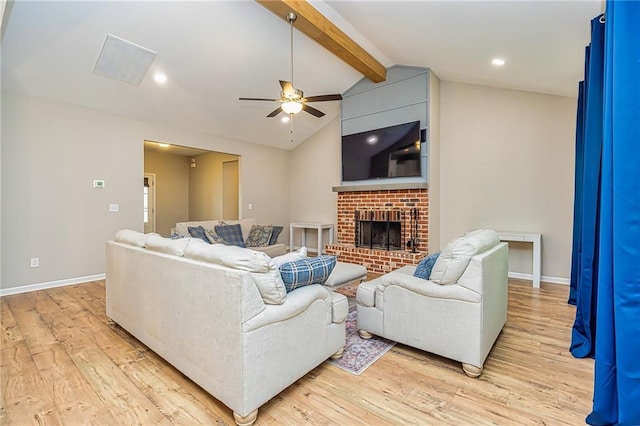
[280,255,337,293]
[269,225,283,245]
[183,239,286,304]
[414,251,441,280]
[215,223,246,248]
[188,226,212,244]
[245,224,273,247]
[184,238,269,272]
[115,229,152,247]
[272,247,307,266]
[145,234,192,256]
[430,230,500,285]
[250,265,287,305]
[174,220,220,236]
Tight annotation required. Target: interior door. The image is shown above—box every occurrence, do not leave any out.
[144,173,156,233]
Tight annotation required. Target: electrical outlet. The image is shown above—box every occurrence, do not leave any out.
[248,203,253,210]
[109,204,119,212]
[30,257,40,268]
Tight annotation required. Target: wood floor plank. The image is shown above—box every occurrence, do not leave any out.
[0,279,594,424]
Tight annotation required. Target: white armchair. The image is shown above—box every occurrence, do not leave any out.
[356,230,508,377]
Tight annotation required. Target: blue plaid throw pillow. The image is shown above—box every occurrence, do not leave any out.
[188,226,212,244]
[279,255,337,292]
[214,223,246,248]
[414,251,441,280]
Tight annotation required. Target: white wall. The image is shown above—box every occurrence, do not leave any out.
[189,152,239,221]
[289,119,341,249]
[1,93,290,292]
[144,150,190,236]
[439,82,576,281]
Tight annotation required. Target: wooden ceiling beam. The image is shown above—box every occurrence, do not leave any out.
[256,0,386,83]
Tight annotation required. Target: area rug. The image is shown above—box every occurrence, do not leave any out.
[326,308,396,375]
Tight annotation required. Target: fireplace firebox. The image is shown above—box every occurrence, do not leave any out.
[355,209,419,252]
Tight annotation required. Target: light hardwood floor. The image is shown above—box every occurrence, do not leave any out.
[1,279,593,425]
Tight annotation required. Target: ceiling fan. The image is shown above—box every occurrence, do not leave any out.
[239,12,342,119]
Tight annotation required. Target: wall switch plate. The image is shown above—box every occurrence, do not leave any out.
[248,203,253,210]
[109,204,119,212]
[93,179,105,188]
[30,257,39,268]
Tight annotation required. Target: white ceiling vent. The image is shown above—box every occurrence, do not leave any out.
[93,34,157,85]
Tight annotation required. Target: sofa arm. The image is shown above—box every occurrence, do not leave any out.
[242,285,331,332]
[330,292,348,323]
[376,268,481,303]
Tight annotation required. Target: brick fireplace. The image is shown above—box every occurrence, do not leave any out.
[326,187,428,274]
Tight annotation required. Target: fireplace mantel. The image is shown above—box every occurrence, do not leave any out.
[332,182,428,192]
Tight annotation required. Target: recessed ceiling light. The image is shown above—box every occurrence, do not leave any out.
[153,72,167,84]
[281,115,290,123]
[491,58,506,67]
[366,135,378,144]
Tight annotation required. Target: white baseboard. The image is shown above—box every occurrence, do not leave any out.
[0,274,106,297]
[508,272,569,286]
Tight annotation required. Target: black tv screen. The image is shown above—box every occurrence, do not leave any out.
[342,121,422,182]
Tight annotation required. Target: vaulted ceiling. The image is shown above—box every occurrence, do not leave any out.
[1,1,601,150]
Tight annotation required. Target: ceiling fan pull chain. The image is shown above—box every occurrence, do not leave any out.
[290,114,294,143]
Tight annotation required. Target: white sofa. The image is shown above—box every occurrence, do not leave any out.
[106,231,347,425]
[174,218,286,257]
[356,230,508,377]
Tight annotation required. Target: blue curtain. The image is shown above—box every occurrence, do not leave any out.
[571,2,640,424]
[569,78,585,306]
[570,14,605,359]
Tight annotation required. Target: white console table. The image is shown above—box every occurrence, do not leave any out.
[290,222,334,255]
[498,231,542,288]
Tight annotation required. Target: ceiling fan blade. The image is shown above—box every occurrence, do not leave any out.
[280,80,295,96]
[239,97,277,102]
[304,94,343,102]
[266,106,283,118]
[302,103,325,118]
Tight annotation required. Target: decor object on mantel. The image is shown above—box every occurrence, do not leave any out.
[356,229,508,377]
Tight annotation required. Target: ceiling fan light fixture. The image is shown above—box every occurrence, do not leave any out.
[282,101,303,114]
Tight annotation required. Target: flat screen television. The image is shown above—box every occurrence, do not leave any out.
[342,121,422,182]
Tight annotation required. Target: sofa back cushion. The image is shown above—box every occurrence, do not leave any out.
[184,238,269,272]
[184,238,286,304]
[115,229,155,247]
[272,247,307,267]
[146,234,193,256]
[430,230,499,285]
[174,220,220,236]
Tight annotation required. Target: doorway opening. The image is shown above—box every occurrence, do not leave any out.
[143,173,156,233]
[143,140,240,236]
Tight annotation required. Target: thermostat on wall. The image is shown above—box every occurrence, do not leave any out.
[93,179,106,188]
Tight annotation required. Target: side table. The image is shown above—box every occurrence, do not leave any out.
[289,222,334,255]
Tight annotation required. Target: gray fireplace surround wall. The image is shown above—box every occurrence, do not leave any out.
[341,65,431,185]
